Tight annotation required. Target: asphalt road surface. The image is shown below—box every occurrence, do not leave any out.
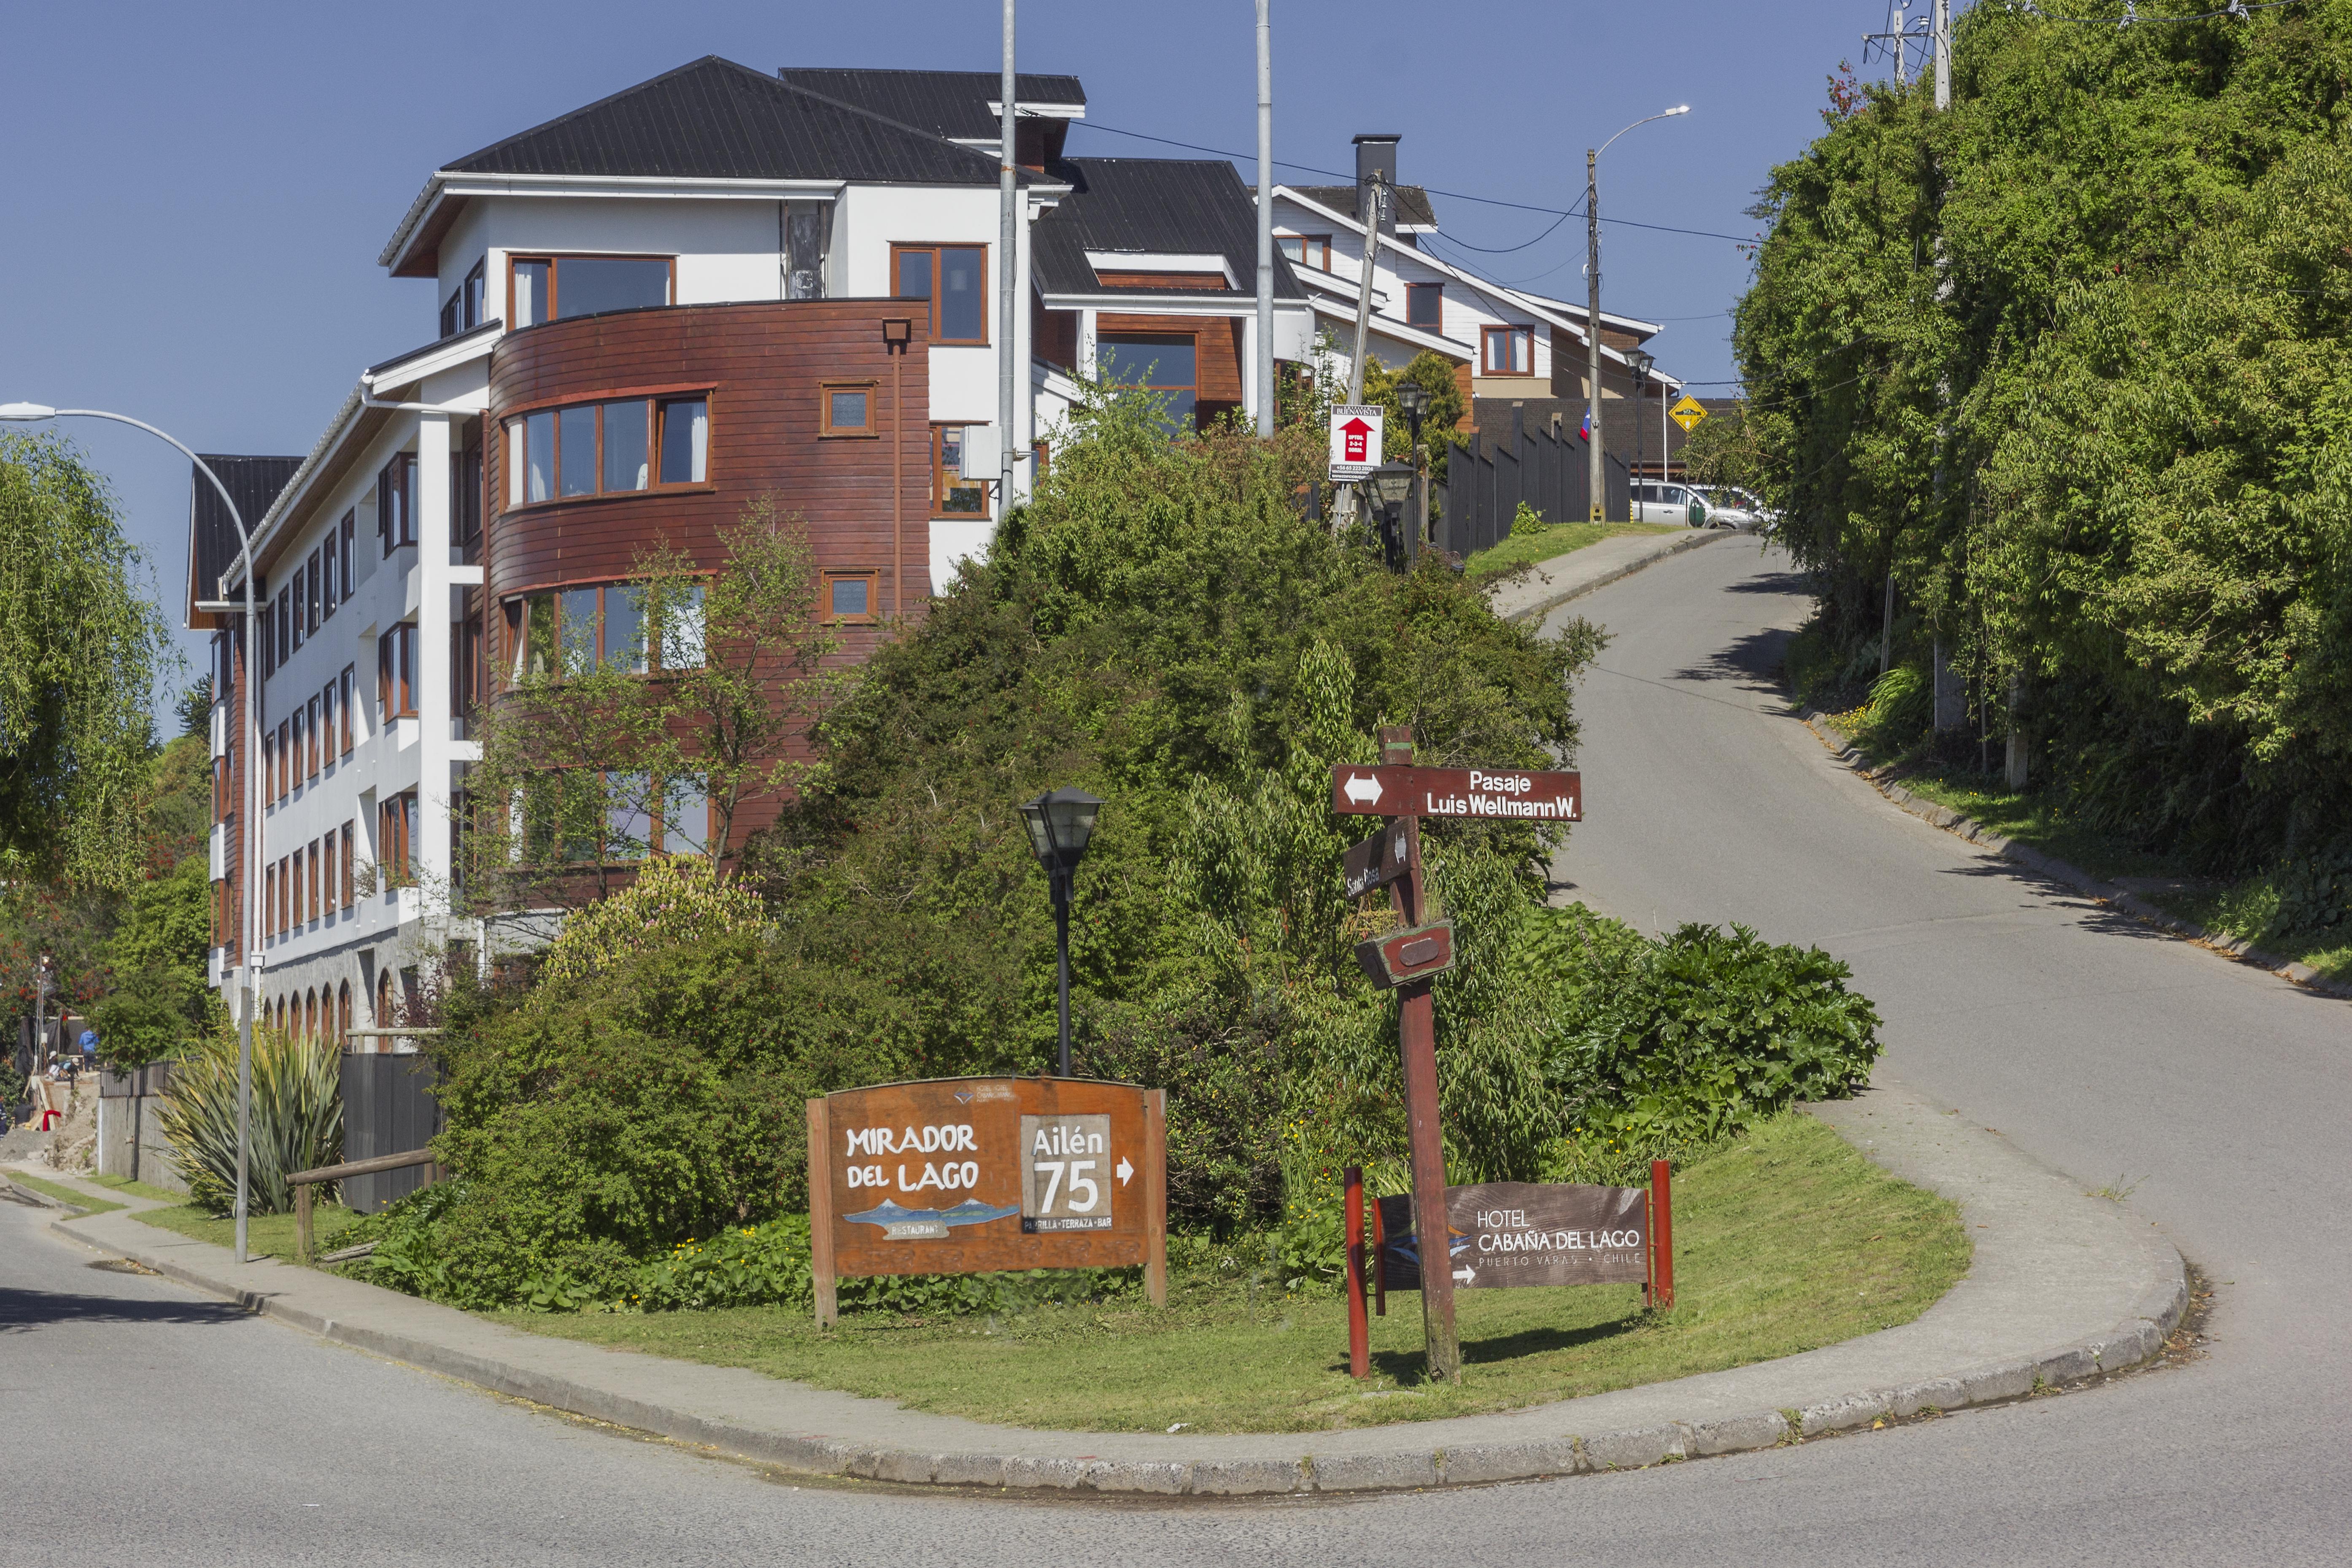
[5,538,2346,1565]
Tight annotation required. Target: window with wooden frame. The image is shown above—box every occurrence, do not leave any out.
[305,550,321,637]
[821,571,879,624]
[380,791,417,886]
[340,821,355,909]
[338,511,355,597]
[891,244,988,344]
[213,878,230,950]
[321,831,337,920]
[277,855,291,935]
[456,589,484,734]
[1277,235,1332,271]
[321,532,338,620]
[378,454,417,554]
[1405,282,1443,331]
[1481,325,1535,376]
[306,695,321,780]
[503,395,707,508]
[1095,334,1199,431]
[214,755,232,825]
[285,582,301,655]
[376,970,392,1028]
[290,708,305,790]
[440,257,489,339]
[339,666,356,754]
[276,720,291,802]
[508,254,674,327]
[456,425,484,556]
[929,424,991,518]
[506,583,692,682]
[819,382,875,437]
[378,624,418,721]
[319,682,336,768]
[337,980,353,1042]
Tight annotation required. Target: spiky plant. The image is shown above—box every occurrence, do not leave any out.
[158,1026,343,1214]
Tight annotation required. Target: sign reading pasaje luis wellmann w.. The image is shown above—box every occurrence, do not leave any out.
[806,1077,1168,1323]
[1330,765,1582,822]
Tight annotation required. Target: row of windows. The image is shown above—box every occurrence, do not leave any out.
[267,820,357,939]
[521,771,710,865]
[503,397,707,507]
[266,668,356,806]
[264,982,353,1046]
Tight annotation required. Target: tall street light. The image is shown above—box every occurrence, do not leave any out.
[0,402,264,1264]
[1585,106,1690,522]
[1625,346,1654,502]
[1019,786,1103,1077]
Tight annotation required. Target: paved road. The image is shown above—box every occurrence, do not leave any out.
[5,539,2347,1564]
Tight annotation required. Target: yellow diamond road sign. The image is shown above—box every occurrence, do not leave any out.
[1669,396,1709,433]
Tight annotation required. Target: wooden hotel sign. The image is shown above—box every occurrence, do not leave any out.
[807,1077,1168,1323]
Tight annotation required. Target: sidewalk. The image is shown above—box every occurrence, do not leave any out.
[1487,527,1731,626]
[16,1079,2186,1495]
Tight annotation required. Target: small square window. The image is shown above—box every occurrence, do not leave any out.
[1406,282,1442,331]
[823,571,878,623]
[821,384,874,437]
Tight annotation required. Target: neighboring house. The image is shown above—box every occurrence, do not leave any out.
[188,55,1311,1043]
[1270,135,1684,460]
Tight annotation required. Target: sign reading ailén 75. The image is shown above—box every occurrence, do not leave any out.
[1329,764,1581,822]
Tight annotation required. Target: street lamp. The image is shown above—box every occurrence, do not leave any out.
[1365,462,1416,571]
[1397,382,1430,560]
[1,400,264,1264]
[1625,347,1655,505]
[1584,107,1690,522]
[1019,786,1103,1077]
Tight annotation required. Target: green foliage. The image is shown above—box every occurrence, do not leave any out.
[0,431,176,889]
[1860,664,1934,750]
[1737,3,2352,869]
[156,1027,342,1215]
[1678,403,1762,496]
[1361,351,1470,482]
[537,854,766,989]
[1510,501,1548,538]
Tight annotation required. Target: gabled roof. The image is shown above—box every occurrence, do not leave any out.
[384,56,1031,273]
[1287,183,1438,230]
[1032,158,1307,301]
[775,68,1084,140]
[445,56,1012,183]
[186,455,303,623]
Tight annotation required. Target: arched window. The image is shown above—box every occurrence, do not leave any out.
[376,970,393,1031]
[275,996,287,1034]
[305,989,318,1040]
[337,981,353,1046]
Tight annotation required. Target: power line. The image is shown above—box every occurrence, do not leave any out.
[1068,119,1757,244]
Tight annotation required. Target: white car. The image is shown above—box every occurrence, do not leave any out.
[1691,487,1765,530]
[1630,481,1715,527]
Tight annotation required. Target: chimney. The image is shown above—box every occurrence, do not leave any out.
[1353,133,1401,236]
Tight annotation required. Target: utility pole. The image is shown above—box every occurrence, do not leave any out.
[1341,176,1386,530]
[1254,0,1275,438]
[1585,147,1604,522]
[1934,0,1952,110]
[998,0,1018,516]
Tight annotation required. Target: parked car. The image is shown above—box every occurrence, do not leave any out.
[1690,487,1761,530]
[1631,481,1716,527]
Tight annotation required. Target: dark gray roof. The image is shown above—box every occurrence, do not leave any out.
[1032,158,1307,300]
[367,317,501,381]
[775,68,1084,141]
[1289,184,1438,229]
[443,56,1014,186]
[190,456,303,606]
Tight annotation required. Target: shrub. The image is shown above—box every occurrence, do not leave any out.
[157,1026,341,1214]
[1510,501,1548,537]
[537,855,766,989]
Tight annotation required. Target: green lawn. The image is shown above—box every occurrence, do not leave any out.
[85,1174,189,1204]
[5,1171,123,1214]
[131,1198,366,1260]
[501,1112,1967,1435]
[1467,521,1680,581]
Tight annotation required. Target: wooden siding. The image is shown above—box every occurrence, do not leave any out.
[1096,313,1244,403]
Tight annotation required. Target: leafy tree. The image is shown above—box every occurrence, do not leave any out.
[1680,402,1763,495]
[0,431,175,889]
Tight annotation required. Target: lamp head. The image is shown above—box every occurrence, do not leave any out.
[1666,105,1691,116]
[0,402,58,422]
[1367,462,1416,507]
[1020,786,1105,873]
[1397,381,1427,416]
[1627,348,1654,380]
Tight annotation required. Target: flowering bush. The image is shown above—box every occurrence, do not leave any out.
[538,855,766,990]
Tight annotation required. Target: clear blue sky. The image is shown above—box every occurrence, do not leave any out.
[1,0,1900,712]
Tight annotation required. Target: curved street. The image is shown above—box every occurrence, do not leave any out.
[7,538,2348,1564]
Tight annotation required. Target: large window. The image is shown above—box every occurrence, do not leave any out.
[340,820,355,909]
[440,258,488,338]
[891,244,987,344]
[339,665,356,754]
[378,623,418,721]
[930,425,990,518]
[1096,335,1198,431]
[1406,282,1443,331]
[505,397,705,507]
[508,255,673,327]
[1278,235,1331,271]
[378,453,417,554]
[507,582,701,681]
[380,791,417,886]
[1481,325,1535,376]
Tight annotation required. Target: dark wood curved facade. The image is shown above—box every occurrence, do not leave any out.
[485,299,934,853]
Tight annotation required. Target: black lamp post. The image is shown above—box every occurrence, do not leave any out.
[1020,786,1104,1077]
[1397,381,1429,559]
[1626,347,1655,505]
[1366,461,1416,571]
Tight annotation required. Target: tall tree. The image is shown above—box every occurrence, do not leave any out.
[0,431,175,889]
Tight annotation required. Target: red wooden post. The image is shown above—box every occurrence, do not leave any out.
[808,1098,836,1326]
[1650,1158,1675,1311]
[1384,727,1459,1385]
[1344,1165,1369,1378]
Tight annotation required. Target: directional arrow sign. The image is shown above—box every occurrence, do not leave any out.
[1341,821,1413,899]
[1116,1156,1134,1187]
[1329,764,1581,821]
[1328,403,1385,483]
[1453,1266,1476,1284]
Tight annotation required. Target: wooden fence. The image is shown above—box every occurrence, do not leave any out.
[1439,413,1629,559]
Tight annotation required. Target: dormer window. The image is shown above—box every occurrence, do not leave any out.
[509,255,674,327]
[1278,235,1331,271]
[440,259,488,338]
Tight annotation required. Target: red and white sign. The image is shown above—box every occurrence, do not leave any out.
[1328,404,1385,482]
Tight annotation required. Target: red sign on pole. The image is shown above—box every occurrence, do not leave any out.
[1330,764,1582,821]
[1342,418,1372,462]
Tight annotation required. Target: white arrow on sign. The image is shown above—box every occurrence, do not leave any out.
[1453,1266,1476,1284]
[1116,1156,1134,1186]
[1341,773,1384,806]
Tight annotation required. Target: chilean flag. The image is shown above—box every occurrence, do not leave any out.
[1578,405,1594,443]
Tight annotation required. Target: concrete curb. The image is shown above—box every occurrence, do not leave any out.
[1802,712,2352,1004]
[37,1084,2190,1497]
[1493,528,1729,626]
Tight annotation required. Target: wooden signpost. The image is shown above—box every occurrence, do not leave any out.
[1331,732,1586,1384]
[807,1076,1168,1325]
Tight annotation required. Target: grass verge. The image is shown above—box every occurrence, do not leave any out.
[1467,521,1680,582]
[5,1171,123,1214]
[498,1112,1967,1435]
[131,1199,365,1260]
[85,1174,189,1204]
